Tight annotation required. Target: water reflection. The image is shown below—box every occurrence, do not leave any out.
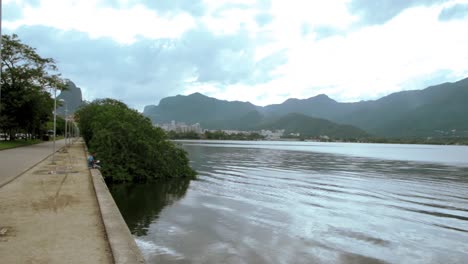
[109,179,191,236]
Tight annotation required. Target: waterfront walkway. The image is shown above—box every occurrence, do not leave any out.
[0,139,113,263]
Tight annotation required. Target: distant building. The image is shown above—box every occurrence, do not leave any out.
[260,129,284,140]
[221,130,250,135]
[155,121,203,134]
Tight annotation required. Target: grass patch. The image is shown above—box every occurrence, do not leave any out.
[0,139,43,150]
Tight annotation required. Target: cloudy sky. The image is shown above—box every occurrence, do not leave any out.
[4,0,468,110]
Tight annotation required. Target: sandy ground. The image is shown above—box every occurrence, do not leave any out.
[0,139,113,264]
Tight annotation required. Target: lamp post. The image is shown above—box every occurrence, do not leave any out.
[59,99,69,147]
[64,102,68,147]
[69,117,74,145]
[52,87,57,164]
[71,118,76,143]
[0,0,3,118]
[69,121,75,145]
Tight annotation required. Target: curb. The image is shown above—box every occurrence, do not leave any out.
[89,169,145,264]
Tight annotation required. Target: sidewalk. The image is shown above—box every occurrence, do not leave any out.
[0,139,112,263]
[0,139,66,186]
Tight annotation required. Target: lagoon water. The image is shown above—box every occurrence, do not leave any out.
[110,141,468,264]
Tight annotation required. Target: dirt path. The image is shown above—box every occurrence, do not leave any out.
[0,139,112,263]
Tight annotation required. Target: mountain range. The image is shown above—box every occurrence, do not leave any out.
[143,77,468,138]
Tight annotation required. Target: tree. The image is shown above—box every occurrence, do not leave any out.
[75,99,196,182]
[0,34,66,139]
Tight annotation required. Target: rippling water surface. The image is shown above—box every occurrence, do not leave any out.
[110,141,468,264]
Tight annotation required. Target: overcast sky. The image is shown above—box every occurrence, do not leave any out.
[4,0,468,110]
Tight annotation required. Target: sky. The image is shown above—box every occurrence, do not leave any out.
[3,0,468,110]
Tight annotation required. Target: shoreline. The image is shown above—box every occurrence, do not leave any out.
[172,138,468,146]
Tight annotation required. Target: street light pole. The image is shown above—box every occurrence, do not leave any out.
[1,0,3,118]
[72,120,76,142]
[52,87,57,164]
[71,120,75,143]
[70,121,73,143]
[64,103,68,147]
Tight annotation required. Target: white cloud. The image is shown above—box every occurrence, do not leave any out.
[247,3,468,104]
[4,0,468,109]
[270,0,356,30]
[177,1,468,106]
[4,0,196,44]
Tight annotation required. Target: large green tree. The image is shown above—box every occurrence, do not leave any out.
[1,34,66,139]
[75,99,196,182]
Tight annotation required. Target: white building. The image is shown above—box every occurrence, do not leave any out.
[155,121,203,134]
[221,130,251,135]
[260,129,285,140]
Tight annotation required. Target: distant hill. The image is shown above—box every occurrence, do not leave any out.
[143,77,468,138]
[57,80,84,116]
[260,113,369,138]
[203,110,265,131]
[143,92,257,128]
[335,78,468,137]
[263,94,353,121]
[261,78,468,137]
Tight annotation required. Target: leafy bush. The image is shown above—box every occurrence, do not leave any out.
[75,99,196,182]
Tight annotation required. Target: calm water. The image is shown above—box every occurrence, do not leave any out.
[110,141,468,264]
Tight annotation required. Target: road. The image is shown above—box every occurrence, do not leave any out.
[0,139,66,186]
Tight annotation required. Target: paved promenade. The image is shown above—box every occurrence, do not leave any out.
[0,139,66,186]
[0,139,113,263]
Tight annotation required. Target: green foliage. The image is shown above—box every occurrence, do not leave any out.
[45,116,66,136]
[75,99,196,183]
[166,130,265,140]
[167,131,201,139]
[204,130,265,140]
[0,34,66,139]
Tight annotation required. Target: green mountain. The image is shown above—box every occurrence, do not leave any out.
[261,113,369,138]
[204,110,265,131]
[143,77,468,138]
[57,80,84,116]
[143,92,258,128]
[335,78,468,137]
[263,94,353,121]
[261,77,468,137]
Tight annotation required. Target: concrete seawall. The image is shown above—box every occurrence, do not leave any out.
[0,138,145,263]
[90,168,145,263]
